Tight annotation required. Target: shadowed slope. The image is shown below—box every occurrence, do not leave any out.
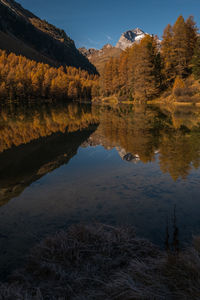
[0,0,97,73]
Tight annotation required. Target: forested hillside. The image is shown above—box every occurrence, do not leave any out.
[0,0,97,74]
[0,50,99,101]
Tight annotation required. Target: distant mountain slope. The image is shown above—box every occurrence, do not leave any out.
[80,44,122,74]
[0,0,97,73]
[79,28,151,73]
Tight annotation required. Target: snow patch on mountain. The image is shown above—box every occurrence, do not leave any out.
[116,28,147,50]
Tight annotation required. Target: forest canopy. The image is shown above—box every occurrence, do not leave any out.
[0,50,99,101]
[100,16,200,102]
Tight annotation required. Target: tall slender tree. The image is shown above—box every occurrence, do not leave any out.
[102,59,114,96]
[172,16,188,77]
[185,16,198,66]
[133,35,161,100]
[161,24,175,85]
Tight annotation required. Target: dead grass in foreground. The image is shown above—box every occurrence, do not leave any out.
[0,224,200,299]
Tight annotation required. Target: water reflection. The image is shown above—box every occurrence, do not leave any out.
[0,102,98,206]
[1,101,200,279]
[1,102,200,206]
[89,104,200,180]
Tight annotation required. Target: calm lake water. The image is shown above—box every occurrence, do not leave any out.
[1,101,200,278]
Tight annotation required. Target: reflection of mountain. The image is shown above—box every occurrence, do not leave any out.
[0,103,98,206]
[0,103,99,153]
[84,104,200,180]
[0,127,96,206]
[116,147,140,163]
[1,101,200,205]
[84,104,162,163]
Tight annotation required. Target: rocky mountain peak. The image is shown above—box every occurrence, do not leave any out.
[79,47,98,57]
[116,28,146,50]
[102,43,113,50]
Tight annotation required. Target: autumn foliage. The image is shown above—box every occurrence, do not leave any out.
[0,15,200,102]
[0,50,99,101]
[101,15,199,101]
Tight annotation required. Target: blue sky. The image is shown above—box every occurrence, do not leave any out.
[17,0,200,49]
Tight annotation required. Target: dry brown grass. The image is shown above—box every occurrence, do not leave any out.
[0,224,200,299]
[162,76,200,104]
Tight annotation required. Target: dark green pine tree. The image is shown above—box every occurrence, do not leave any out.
[192,38,200,79]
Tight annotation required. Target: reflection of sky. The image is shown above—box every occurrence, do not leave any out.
[0,144,200,279]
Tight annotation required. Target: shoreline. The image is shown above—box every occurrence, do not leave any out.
[93,98,200,106]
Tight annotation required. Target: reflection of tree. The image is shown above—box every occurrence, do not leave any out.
[91,105,169,163]
[0,102,99,153]
[0,102,98,206]
[91,104,200,180]
[1,101,200,206]
[159,131,200,180]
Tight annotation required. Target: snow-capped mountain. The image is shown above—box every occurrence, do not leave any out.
[116,147,140,163]
[116,28,147,50]
[79,27,160,73]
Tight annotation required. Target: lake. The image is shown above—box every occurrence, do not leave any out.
[0,101,200,279]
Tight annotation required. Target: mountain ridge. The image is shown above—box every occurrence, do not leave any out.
[79,44,122,74]
[79,27,149,73]
[0,0,97,73]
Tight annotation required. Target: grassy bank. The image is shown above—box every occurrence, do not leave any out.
[0,224,200,299]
